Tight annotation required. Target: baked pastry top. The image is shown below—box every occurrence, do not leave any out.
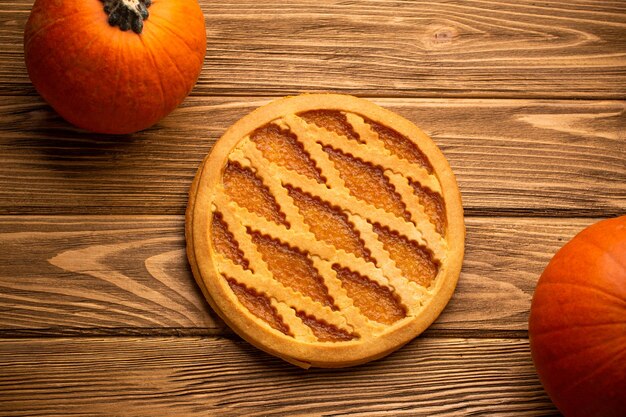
[186,94,465,368]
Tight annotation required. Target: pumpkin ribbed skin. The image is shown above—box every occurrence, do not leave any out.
[529,216,626,417]
[24,0,206,134]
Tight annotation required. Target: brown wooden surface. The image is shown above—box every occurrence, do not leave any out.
[2,1,626,98]
[0,338,556,417]
[0,216,596,335]
[0,96,624,216]
[2,0,625,415]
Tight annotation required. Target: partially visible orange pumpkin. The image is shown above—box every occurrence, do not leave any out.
[24,0,206,134]
[529,216,626,417]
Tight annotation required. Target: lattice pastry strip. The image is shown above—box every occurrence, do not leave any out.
[261,125,349,194]
[285,112,445,251]
[217,197,274,279]
[215,190,393,335]
[349,213,428,305]
[236,125,445,296]
[216,254,352,334]
[346,112,433,172]
[227,150,416,317]
[218,194,416,311]
[242,147,445,259]
[228,145,421,304]
[284,114,440,194]
[270,300,317,343]
[230,145,309,233]
[229,143,310,235]
[311,257,387,336]
[187,94,464,368]
[385,171,446,246]
[345,113,385,148]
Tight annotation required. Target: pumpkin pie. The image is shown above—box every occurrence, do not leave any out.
[186,94,465,368]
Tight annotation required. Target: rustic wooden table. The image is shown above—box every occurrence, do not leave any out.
[1,1,625,415]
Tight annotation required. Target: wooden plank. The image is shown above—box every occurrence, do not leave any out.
[0,337,558,416]
[3,0,625,98]
[0,215,223,333]
[0,96,624,216]
[0,215,597,335]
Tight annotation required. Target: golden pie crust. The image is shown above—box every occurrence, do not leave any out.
[186,94,465,368]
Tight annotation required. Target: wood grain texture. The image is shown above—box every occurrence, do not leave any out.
[0,96,624,216]
[1,1,621,414]
[3,0,626,98]
[0,337,559,416]
[0,216,222,333]
[0,215,597,335]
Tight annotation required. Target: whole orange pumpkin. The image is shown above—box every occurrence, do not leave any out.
[529,216,626,417]
[24,0,206,134]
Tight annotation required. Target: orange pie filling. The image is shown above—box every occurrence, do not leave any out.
[227,278,291,336]
[223,162,288,227]
[323,146,411,222]
[333,265,406,325]
[249,231,336,310]
[287,186,372,262]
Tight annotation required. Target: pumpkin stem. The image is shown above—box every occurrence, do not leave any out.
[102,0,151,34]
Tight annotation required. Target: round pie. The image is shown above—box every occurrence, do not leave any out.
[186,94,465,368]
